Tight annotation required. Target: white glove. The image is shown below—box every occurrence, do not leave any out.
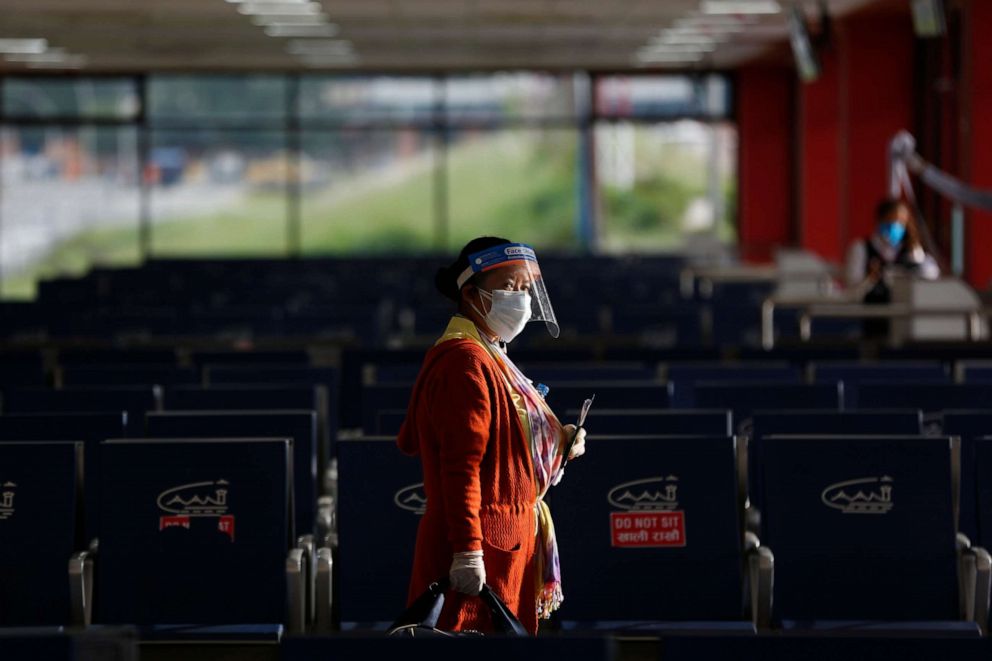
[562,424,587,460]
[449,550,485,596]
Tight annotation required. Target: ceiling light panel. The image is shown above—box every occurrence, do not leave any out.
[238,2,323,15]
[264,24,340,37]
[0,38,48,54]
[700,0,781,14]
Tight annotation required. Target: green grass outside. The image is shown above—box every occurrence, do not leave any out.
[2,130,735,300]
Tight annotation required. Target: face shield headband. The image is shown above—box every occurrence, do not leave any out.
[455,242,560,339]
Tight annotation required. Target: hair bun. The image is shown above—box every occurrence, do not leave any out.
[435,266,459,302]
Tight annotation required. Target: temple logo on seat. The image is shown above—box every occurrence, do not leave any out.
[393,483,426,515]
[156,479,235,540]
[0,482,16,520]
[607,476,679,511]
[821,476,894,515]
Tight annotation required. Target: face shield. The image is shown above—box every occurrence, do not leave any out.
[456,243,560,339]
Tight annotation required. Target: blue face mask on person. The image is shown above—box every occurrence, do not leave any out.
[878,220,906,247]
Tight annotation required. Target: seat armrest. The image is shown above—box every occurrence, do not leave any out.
[317,495,337,548]
[745,539,774,631]
[313,547,334,633]
[69,550,95,627]
[743,531,760,554]
[285,548,306,634]
[297,534,316,628]
[960,545,992,634]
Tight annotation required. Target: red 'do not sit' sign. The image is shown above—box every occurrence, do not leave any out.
[610,511,686,548]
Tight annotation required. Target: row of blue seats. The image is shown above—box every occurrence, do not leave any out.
[0,255,693,342]
[361,379,992,433]
[8,349,992,417]
[6,430,991,636]
[13,356,992,436]
[6,629,992,661]
[1,437,305,636]
[0,409,320,542]
[338,432,992,634]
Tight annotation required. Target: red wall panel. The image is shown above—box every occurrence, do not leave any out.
[737,66,793,263]
[842,14,915,248]
[798,47,844,262]
[965,0,992,287]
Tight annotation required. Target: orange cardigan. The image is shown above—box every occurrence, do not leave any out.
[397,336,539,634]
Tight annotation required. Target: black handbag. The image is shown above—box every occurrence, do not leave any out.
[387,578,529,637]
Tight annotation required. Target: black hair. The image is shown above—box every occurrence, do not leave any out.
[875,198,905,222]
[434,236,512,302]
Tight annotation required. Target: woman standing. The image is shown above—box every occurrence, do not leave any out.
[397,236,586,634]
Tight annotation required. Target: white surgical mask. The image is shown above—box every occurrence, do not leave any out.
[472,289,533,343]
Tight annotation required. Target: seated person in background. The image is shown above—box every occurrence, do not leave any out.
[846,198,940,297]
[845,198,940,338]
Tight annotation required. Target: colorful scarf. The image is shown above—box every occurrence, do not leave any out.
[485,339,565,619]
[437,316,566,618]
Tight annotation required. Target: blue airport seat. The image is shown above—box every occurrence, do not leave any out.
[0,442,83,626]
[342,348,599,429]
[957,361,992,383]
[163,385,323,412]
[146,411,317,536]
[190,350,311,368]
[0,387,160,436]
[811,362,950,407]
[203,365,338,455]
[336,437,424,628]
[972,438,992,554]
[750,410,923,438]
[373,410,409,436]
[759,434,982,633]
[854,384,992,412]
[710,303,765,348]
[0,628,138,661]
[370,406,727,438]
[880,344,992,363]
[566,409,733,436]
[340,349,430,428]
[811,361,949,384]
[517,363,658,383]
[361,385,415,435]
[602,347,723,363]
[736,345,862,362]
[553,435,752,630]
[281,635,618,661]
[606,305,704,346]
[746,411,924,535]
[666,364,801,408]
[95,438,292,637]
[692,383,841,425]
[0,303,47,339]
[163,385,333,466]
[0,353,47,388]
[941,412,992,543]
[0,412,128,542]
[205,365,337,390]
[660,635,990,661]
[365,364,422,385]
[544,383,672,421]
[57,348,179,367]
[58,366,199,387]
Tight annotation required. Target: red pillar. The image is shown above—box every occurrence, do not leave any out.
[795,7,915,266]
[797,47,844,262]
[842,13,915,247]
[736,66,794,263]
[963,0,992,288]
